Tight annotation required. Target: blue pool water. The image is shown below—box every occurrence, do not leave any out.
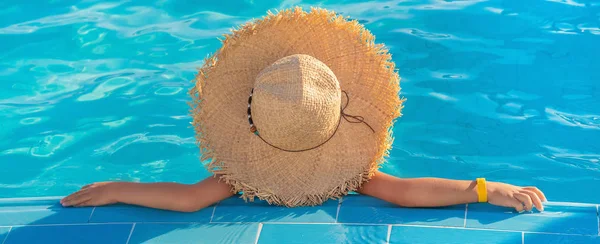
[0,0,599,204]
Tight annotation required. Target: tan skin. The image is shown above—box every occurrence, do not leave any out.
[61,171,547,213]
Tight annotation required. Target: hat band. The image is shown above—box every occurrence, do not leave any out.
[247,89,375,153]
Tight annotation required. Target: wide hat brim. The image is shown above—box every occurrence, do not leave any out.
[190,7,404,207]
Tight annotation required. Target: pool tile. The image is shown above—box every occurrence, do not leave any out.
[212,197,338,223]
[389,226,522,244]
[3,224,132,244]
[0,198,92,225]
[257,223,388,244]
[89,204,214,223]
[524,233,600,244]
[1,227,10,244]
[129,223,259,244]
[337,195,465,226]
[465,202,598,235]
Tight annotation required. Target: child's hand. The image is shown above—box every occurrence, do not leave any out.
[60,182,118,207]
[486,182,547,212]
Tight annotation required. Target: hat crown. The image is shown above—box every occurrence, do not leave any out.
[251,54,341,151]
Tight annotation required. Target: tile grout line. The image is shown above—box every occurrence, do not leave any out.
[254,223,263,244]
[0,223,135,228]
[2,219,598,238]
[335,198,342,223]
[521,232,524,244]
[385,225,392,244]
[125,223,136,244]
[87,207,96,223]
[208,221,600,237]
[209,203,219,223]
[463,204,468,228]
[1,227,12,244]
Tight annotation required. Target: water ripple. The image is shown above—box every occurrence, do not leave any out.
[0,4,110,34]
[101,116,134,128]
[393,28,453,40]
[546,0,585,7]
[0,3,246,51]
[546,107,600,130]
[19,117,44,125]
[93,133,195,156]
[0,65,159,106]
[154,87,183,96]
[30,134,74,158]
[77,77,134,101]
[541,145,600,172]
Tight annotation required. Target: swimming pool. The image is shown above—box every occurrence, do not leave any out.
[1,0,599,207]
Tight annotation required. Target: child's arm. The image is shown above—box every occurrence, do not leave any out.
[60,175,234,212]
[358,172,547,212]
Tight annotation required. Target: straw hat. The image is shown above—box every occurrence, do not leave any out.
[189,7,404,207]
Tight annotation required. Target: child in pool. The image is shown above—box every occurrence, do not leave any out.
[61,8,547,213]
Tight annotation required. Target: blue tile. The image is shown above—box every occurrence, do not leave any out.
[1,227,11,244]
[3,224,132,244]
[0,198,92,225]
[337,195,465,226]
[525,233,600,244]
[212,196,338,223]
[129,223,259,244]
[389,226,522,244]
[89,204,214,223]
[257,223,388,244]
[465,202,598,235]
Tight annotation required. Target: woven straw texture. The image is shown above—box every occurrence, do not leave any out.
[253,54,341,151]
[190,7,404,207]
